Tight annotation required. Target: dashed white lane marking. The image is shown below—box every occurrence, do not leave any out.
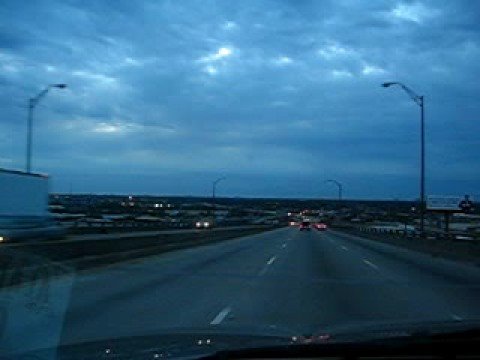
[258,256,277,276]
[451,314,463,321]
[210,307,231,325]
[363,259,379,270]
[341,246,349,251]
[258,267,269,276]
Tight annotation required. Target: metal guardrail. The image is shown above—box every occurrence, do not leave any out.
[352,225,478,241]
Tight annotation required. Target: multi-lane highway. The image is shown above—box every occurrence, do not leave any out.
[4,227,480,354]
[0,228,480,351]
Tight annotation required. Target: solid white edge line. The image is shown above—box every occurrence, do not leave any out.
[210,307,231,325]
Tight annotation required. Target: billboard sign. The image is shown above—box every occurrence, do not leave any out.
[427,195,474,212]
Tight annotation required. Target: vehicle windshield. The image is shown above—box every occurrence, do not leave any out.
[1,0,480,358]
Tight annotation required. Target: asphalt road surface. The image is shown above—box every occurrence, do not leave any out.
[5,227,480,352]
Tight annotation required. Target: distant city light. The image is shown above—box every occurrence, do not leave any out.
[154,203,160,208]
[128,196,133,201]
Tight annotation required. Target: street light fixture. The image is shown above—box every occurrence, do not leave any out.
[26,83,67,173]
[381,81,425,237]
[212,177,226,227]
[325,179,343,201]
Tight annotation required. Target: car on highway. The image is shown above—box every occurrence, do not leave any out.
[314,222,328,231]
[195,220,211,229]
[299,221,311,231]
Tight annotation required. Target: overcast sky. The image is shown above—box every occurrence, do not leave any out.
[0,0,479,199]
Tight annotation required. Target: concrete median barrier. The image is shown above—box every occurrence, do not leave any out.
[0,225,277,289]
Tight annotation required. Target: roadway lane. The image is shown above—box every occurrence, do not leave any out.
[8,226,480,352]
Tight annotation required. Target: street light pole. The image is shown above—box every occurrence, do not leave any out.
[26,99,34,173]
[326,179,343,201]
[26,84,67,173]
[382,82,425,237]
[420,95,425,237]
[212,177,226,227]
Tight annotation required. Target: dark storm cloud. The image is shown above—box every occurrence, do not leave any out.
[0,0,479,198]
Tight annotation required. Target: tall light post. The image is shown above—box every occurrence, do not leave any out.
[212,176,226,227]
[326,179,343,201]
[26,83,67,173]
[381,81,425,237]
